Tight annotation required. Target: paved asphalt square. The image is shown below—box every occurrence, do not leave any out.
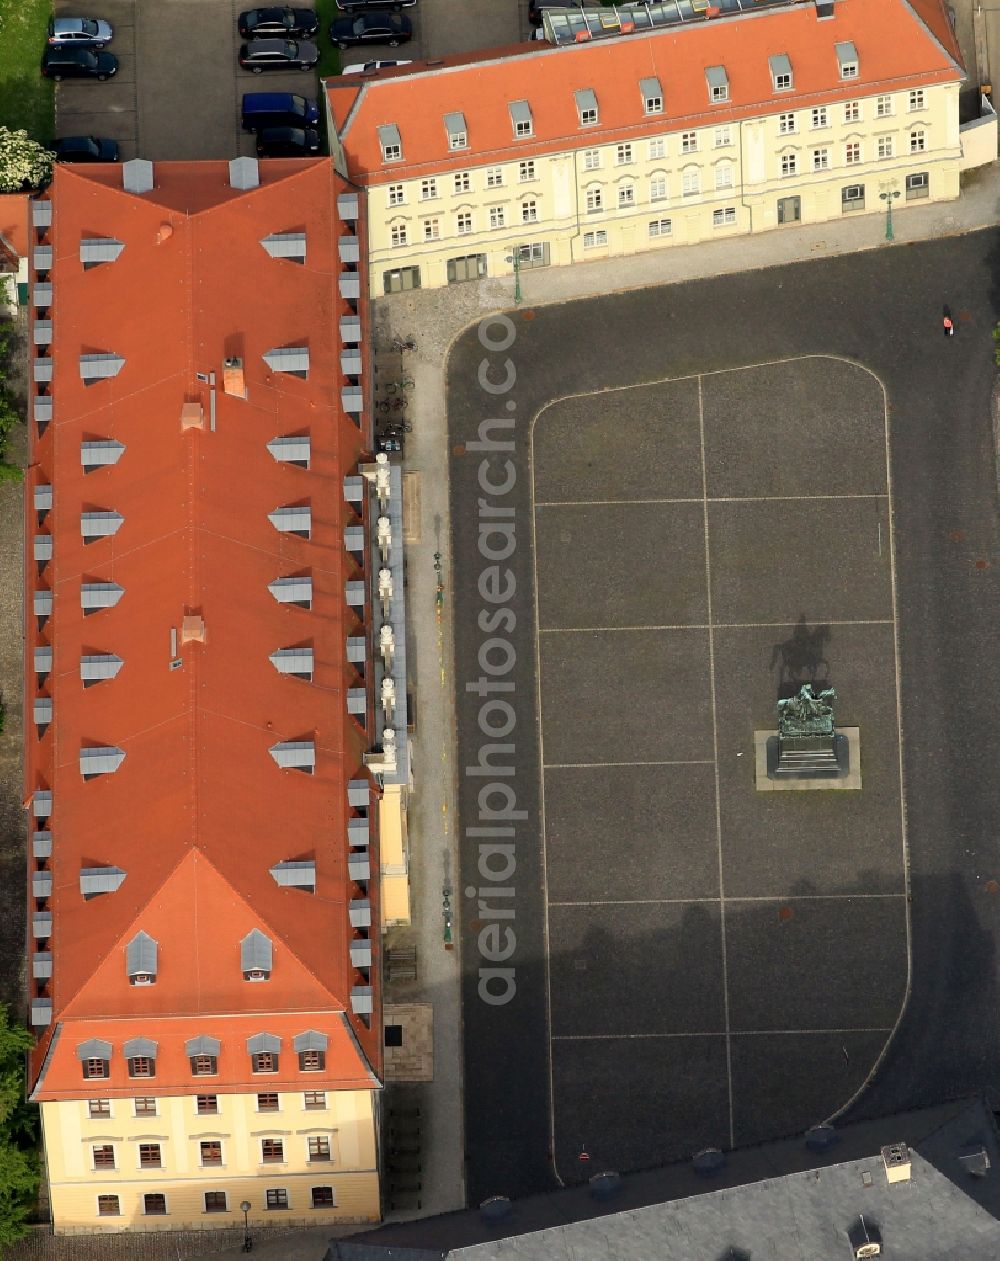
[544,763,719,903]
[714,621,905,898]
[538,628,714,765]
[532,378,703,504]
[551,1035,732,1173]
[548,902,726,1037]
[708,496,893,625]
[534,502,708,629]
[724,896,908,1031]
[700,357,888,499]
[729,1029,891,1146]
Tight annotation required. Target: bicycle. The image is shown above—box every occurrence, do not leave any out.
[390,396,408,413]
[390,334,417,353]
[381,418,412,434]
[384,376,415,395]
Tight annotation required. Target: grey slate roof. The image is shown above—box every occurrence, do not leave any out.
[327,1099,1000,1261]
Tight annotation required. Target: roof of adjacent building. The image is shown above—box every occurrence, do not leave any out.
[26,159,379,1099]
[328,1098,1000,1260]
[0,192,29,269]
[327,0,964,182]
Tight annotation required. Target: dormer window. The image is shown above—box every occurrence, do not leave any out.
[186,1036,221,1076]
[444,112,467,150]
[241,928,273,981]
[575,88,598,127]
[509,100,533,139]
[378,123,402,162]
[769,54,793,92]
[640,77,663,115]
[705,66,729,104]
[125,1039,157,1080]
[294,1030,329,1071]
[126,931,158,985]
[836,41,859,79]
[77,1039,112,1080]
[248,1033,281,1074]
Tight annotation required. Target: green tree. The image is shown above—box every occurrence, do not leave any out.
[0,1144,38,1245]
[0,127,52,193]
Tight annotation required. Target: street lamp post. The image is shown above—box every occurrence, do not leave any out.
[504,245,523,306]
[240,1200,252,1253]
[879,187,900,241]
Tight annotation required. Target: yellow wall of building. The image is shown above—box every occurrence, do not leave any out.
[370,82,962,296]
[42,1087,380,1234]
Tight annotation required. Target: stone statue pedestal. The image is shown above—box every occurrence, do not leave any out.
[771,732,846,778]
[754,728,861,792]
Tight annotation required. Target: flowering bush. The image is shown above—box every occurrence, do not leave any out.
[0,126,52,193]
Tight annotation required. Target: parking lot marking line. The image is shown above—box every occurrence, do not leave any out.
[547,892,906,907]
[698,373,735,1152]
[529,387,566,1189]
[538,620,894,634]
[550,1027,895,1041]
[543,759,714,769]
[535,493,889,508]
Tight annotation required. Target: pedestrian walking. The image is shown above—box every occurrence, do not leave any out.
[943,305,955,336]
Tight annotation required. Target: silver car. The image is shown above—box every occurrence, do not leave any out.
[47,17,114,47]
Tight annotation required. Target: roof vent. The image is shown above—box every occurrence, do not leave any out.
[848,1215,882,1259]
[126,931,157,982]
[156,222,173,244]
[692,1147,726,1176]
[262,232,306,262]
[180,400,204,430]
[958,1143,992,1178]
[79,353,125,383]
[268,575,311,608]
[241,930,273,980]
[181,613,206,644]
[80,865,126,898]
[479,1196,512,1225]
[881,1142,911,1184]
[223,357,247,398]
[269,739,315,772]
[81,582,124,612]
[230,156,260,190]
[80,746,126,779]
[122,159,154,194]
[270,859,316,891]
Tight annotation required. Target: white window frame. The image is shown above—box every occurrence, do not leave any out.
[714,126,731,148]
[876,95,893,118]
[844,101,861,124]
[778,113,796,135]
[617,182,635,208]
[521,199,538,223]
[387,184,404,207]
[713,206,737,227]
[680,131,698,154]
[845,140,861,165]
[485,167,504,187]
[909,129,926,153]
[518,160,536,182]
[584,148,601,170]
[616,143,633,165]
[422,219,440,242]
[648,217,672,237]
[780,152,797,177]
[681,168,700,198]
[811,106,828,129]
[877,135,894,160]
[585,185,603,213]
[909,89,925,112]
[456,211,473,235]
[714,162,733,191]
[390,223,407,248]
[489,205,506,229]
[420,178,437,201]
[582,229,608,248]
[812,148,829,171]
[454,171,471,194]
[650,174,667,202]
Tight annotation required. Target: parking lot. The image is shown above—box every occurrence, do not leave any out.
[530,356,908,1175]
[51,0,522,161]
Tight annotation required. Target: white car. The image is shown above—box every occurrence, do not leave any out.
[341,58,412,74]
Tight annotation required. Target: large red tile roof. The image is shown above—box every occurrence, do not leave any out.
[328,0,963,181]
[26,160,379,1097]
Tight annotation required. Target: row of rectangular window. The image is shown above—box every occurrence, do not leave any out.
[386,172,930,284]
[88,1090,328,1119]
[83,1049,324,1081]
[91,1136,331,1171]
[389,140,930,246]
[381,87,926,171]
[96,1187,336,1217]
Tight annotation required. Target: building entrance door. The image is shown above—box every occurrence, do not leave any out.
[777,196,801,225]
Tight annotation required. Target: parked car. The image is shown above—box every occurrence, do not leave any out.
[241,91,319,131]
[238,6,318,38]
[47,16,113,47]
[41,48,118,80]
[341,58,412,73]
[329,12,412,47]
[239,37,319,71]
[52,135,120,161]
[337,0,415,10]
[256,126,320,156]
